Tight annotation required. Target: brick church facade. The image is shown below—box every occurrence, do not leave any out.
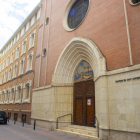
[1,0,140,139]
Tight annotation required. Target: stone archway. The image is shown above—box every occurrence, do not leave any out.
[53,37,106,85]
[51,37,108,129]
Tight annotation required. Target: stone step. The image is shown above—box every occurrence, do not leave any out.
[56,129,100,140]
[61,127,97,136]
[68,125,97,131]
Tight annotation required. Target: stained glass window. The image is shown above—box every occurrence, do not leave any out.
[74,60,93,83]
[68,0,89,29]
[132,0,140,4]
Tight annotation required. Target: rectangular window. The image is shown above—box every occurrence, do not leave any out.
[3,71,7,83]
[22,80,31,103]
[15,85,22,104]
[17,33,20,41]
[19,58,25,75]
[26,52,34,72]
[4,90,8,103]
[29,30,36,50]
[21,39,27,55]
[13,37,16,44]
[10,51,14,64]
[2,60,5,70]
[31,15,35,26]
[9,88,15,104]
[13,63,18,79]
[26,22,30,31]
[15,45,20,60]
[0,63,2,72]
[8,67,12,81]
[8,44,10,50]
[6,56,9,67]
[21,27,25,36]
[0,74,3,84]
[0,92,4,104]
[0,93,2,104]
[37,9,40,20]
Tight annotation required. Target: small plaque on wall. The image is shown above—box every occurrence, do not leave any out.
[87,99,91,106]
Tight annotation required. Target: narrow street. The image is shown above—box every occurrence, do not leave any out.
[0,121,88,140]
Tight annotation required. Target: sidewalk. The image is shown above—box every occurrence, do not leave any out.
[0,120,89,140]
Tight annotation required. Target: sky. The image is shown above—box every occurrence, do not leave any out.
[0,0,40,50]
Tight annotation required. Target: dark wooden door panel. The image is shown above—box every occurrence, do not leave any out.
[86,98,95,126]
[74,80,95,127]
[75,99,83,124]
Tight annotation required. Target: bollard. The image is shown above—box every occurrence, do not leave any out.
[34,120,36,130]
[22,118,24,127]
[14,119,16,124]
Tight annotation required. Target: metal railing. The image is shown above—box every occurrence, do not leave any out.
[94,115,99,138]
[56,113,72,129]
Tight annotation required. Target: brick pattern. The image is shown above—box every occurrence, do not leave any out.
[35,0,140,86]
[126,0,140,65]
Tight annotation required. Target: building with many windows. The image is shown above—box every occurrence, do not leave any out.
[0,0,140,140]
[0,3,41,124]
[31,0,140,140]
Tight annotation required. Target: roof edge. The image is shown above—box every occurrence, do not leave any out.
[0,2,41,52]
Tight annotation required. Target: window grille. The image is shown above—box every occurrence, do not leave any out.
[68,0,89,29]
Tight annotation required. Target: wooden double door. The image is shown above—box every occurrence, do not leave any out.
[73,80,95,127]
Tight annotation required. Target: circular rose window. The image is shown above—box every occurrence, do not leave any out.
[129,0,140,5]
[63,0,90,31]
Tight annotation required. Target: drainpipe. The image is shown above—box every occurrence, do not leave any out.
[123,0,133,65]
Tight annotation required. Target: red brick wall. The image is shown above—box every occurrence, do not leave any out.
[34,0,140,87]
[125,0,140,65]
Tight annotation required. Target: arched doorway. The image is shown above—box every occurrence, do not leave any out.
[73,60,95,127]
[53,37,107,128]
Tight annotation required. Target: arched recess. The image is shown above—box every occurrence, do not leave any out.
[53,37,106,85]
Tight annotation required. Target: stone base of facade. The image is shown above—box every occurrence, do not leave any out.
[31,119,140,140]
[30,118,71,131]
[100,129,140,140]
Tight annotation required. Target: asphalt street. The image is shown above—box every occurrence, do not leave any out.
[0,120,89,140]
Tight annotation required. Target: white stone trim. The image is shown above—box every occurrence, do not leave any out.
[0,62,2,72]
[0,73,3,85]
[6,54,10,68]
[28,30,36,51]
[4,88,10,104]
[0,91,3,104]
[0,89,6,104]
[21,38,27,56]
[15,45,20,61]
[8,66,12,81]
[15,82,23,104]
[129,0,140,5]
[9,85,15,104]
[12,62,18,79]
[10,50,15,64]
[18,57,25,76]
[53,37,106,84]
[22,79,31,103]
[3,70,7,83]
[2,59,6,70]
[26,52,34,72]
[63,0,90,32]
